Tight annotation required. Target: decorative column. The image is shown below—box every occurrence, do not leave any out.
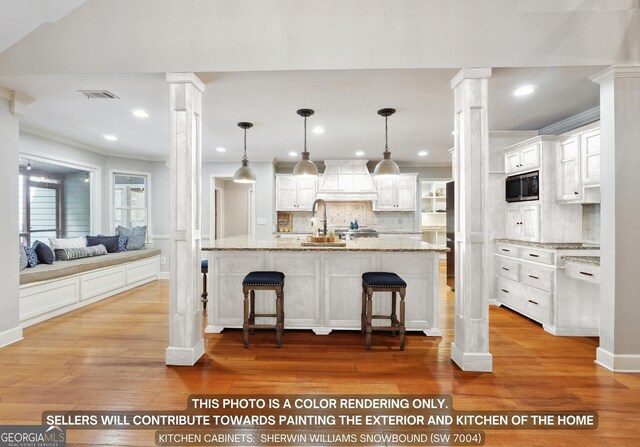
[165,73,205,366]
[590,66,640,372]
[450,68,493,372]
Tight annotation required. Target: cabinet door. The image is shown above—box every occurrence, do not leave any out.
[520,143,541,171]
[505,207,521,240]
[395,176,417,211]
[276,176,298,211]
[296,177,317,211]
[374,177,396,210]
[557,137,581,201]
[520,205,540,242]
[504,150,521,174]
[581,129,600,186]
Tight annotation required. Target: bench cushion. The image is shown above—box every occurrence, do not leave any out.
[20,248,161,285]
[242,271,285,286]
[362,272,407,288]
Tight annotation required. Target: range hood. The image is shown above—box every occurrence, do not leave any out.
[316,160,378,202]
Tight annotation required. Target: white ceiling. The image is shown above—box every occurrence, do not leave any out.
[0,66,602,164]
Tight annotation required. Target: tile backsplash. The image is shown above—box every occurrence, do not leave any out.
[287,201,415,233]
[582,204,600,244]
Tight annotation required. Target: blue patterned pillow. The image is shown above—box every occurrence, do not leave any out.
[116,226,146,250]
[118,234,128,252]
[24,245,38,268]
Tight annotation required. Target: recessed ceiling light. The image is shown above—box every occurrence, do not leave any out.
[131,109,149,118]
[216,147,226,152]
[288,151,298,157]
[355,151,365,156]
[311,126,325,134]
[513,85,536,97]
[451,131,455,135]
[418,151,428,157]
[103,134,118,141]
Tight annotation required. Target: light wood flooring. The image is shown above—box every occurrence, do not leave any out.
[1,266,639,446]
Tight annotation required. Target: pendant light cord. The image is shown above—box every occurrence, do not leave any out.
[243,127,248,161]
[303,116,308,153]
[384,115,389,153]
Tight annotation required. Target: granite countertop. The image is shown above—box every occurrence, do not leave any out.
[204,235,448,252]
[495,239,600,250]
[276,230,423,235]
[422,225,446,231]
[562,256,601,266]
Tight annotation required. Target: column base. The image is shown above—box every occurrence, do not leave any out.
[166,338,205,366]
[451,342,493,372]
[0,325,23,349]
[595,347,640,373]
[204,325,225,334]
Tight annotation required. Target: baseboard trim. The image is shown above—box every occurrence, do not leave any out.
[166,338,205,366]
[0,325,23,349]
[451,342,493,372]
[595,347,640,373]
[158,272,169,280]
[543,324,599,337]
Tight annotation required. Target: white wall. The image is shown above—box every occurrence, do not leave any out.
[222,180,251,237]
[0,99,22,347]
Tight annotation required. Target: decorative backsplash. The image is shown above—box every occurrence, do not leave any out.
[288,201,415,233]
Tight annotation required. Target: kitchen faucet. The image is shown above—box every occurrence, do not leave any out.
[311,198,328,236]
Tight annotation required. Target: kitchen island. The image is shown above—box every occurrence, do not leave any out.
[203,235,448,336]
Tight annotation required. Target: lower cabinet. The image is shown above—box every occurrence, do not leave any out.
[494,242,599,336]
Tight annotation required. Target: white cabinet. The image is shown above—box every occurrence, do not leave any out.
[505,204,539,242]
[556,126,600,204]
[276,175,317,211]
[504,143,540,175]
[373,174,417,211]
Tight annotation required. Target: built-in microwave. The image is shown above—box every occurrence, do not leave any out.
[506,171,539,202]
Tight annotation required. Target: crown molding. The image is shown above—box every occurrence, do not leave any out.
[0,85,35,116]
[539,107,600,135]
[450,67,492,89]
[166,72,206,92]
[589,65,640,84]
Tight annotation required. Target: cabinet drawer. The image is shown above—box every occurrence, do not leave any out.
[565,262,600,284]
[521,248,554,265]
[520,263,553,292]
[496,257,519,281]
[524,286,551,324]
[495,244,520,258]
[496,277,524,310]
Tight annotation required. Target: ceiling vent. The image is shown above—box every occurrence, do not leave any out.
[78,90,119,99]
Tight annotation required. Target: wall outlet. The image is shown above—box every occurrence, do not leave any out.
[257,217,267,225]
[160,257,166,265]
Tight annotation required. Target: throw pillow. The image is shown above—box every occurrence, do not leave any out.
[118,234,128,252]
[55,244,108,261]
[19,243,28,270]
[32,240,54,265]
[24,246,38,268]
[116,225,147,250]
[49,237,87,250]
[86,235,120,253]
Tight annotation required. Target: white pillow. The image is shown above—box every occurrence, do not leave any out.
[49,237,87,250]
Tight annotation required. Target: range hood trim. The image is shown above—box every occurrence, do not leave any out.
[316,160,378,202]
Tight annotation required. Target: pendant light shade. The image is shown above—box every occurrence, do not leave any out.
[373,108,401,177]
[293,109,319,177]
[233,122,257,183]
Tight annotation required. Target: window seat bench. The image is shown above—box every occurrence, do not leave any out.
[19,248,161,327]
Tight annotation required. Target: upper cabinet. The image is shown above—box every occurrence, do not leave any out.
[373,174,417,211]
[276,175,317,211]
[556,125,600,204]
[504,142,541,175]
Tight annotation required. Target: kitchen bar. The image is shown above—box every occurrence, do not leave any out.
[203,235,447,336]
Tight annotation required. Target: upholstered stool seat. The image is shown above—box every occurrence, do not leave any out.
[201,260,209,312]
[242,271,285,348]
[361,272,407,351]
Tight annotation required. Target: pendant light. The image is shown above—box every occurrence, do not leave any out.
[233,122,257,183]
[373,108,401,177]
[292,108,319,177]
[26,160,32,171]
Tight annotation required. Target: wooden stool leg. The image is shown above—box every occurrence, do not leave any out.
[275,287,283,348]
[249,290,256,335]
[201,271,208,312]
[391,291,397,337]
[399,288,406,351]
[365,288,373,350]
[361,285,366,335]
[242,288,250,348]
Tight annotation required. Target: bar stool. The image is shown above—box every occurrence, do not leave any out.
[242,271,285,348]
[361,272,407,351]
[201,260,208,312]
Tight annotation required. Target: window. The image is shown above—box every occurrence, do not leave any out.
[113,173,149,236]
[19,169,64,246]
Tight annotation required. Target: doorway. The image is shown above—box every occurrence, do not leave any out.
[211,176,255,241]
